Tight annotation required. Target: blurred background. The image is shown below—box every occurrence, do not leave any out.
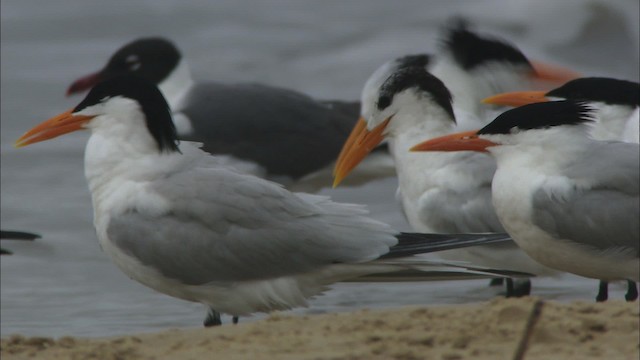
[1,0,638,337]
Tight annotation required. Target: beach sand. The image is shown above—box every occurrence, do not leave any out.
[1,297,638,360]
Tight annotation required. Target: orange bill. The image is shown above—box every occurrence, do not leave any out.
[333,116,391,187]
[410,130,497,153]
[482,90,549,107]
[530,60,581,84]
[15,109,94,148]
[333,117,366,176]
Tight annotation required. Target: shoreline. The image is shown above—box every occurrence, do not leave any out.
[1,297,638,360]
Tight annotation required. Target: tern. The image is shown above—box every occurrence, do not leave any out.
[412,101,639,301]
[483,77,640,300]
[66,37,394,191]
[17,76,526,326]
[483,77,639,143]
[334,24,570,296]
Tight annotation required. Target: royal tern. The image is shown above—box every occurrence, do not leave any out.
[412,101,639,301]
[1,230,40,255]
[483,77,640,143]
[66,37,394,191]
[335,24,570,296]
[483,77,640,300]
[17,76,525,326]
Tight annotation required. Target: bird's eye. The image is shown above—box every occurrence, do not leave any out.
[125,55,141,71]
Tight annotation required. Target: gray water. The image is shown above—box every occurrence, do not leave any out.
[1,0,638,338]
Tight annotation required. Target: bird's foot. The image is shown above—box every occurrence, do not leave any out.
[232,316,239,324]
[625,281,638,302]
[504,278,531,298]
[204,308,222,327]
[595,281,608,302]
[512,279,532,297]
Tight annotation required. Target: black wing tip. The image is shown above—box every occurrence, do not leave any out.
[383,232,512,259]
[1,230,41,240]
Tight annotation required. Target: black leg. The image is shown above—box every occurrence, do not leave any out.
[204,308,222,327]
[232,316,239,324]
[596,280,608,302]
[489,278,504,286]
[625,281,638,302]
[512,279,532,297]
[505,278,515,297]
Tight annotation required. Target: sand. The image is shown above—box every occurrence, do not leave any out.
[1,297,638,360]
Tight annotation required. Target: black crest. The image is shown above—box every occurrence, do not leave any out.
[102,37,181,84]
[376,67,455,121]
[547,77,640,107]
[479,101,594,135]
[394,53,431,70]
[441,21,531,70]
[73,76,180,153]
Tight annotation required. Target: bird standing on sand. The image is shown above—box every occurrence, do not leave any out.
[483,77,640,300]
[412,101,639,301]
[17,76,525,326]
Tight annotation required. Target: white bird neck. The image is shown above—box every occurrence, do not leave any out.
[487,127,594,176]
[589,103,638,142]
[82,104,178,220]
[383,91,457,152]
[158,59,195,110]
[429,57,480,116]
[384,104,459,220]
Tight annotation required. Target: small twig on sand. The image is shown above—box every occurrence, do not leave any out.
[513,300,545,360]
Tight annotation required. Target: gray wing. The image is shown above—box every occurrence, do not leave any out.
[532,142,639,255]
[107,164,396,286]
[178,82,360,179]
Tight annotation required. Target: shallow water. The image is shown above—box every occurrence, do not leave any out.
[1,0,638,338]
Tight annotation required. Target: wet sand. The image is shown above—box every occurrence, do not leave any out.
[2,297,638,360]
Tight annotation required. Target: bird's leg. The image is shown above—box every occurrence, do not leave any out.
[596,281,608,302]
[489,278,504,286]
[512,279,532,297]
[204,307,222,327]
[232,316,239,324]
[505,278,515,297]
[625,281,638,302]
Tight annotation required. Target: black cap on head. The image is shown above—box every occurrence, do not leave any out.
[102,37,181,84]
[74,76,180,153]
[441,20,531,71]
[478,101,594,135]
[376,67,455,121]
[547,77,640,107]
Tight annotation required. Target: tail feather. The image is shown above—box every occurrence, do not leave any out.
[383,232,513,259]
[341,258,533,283]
